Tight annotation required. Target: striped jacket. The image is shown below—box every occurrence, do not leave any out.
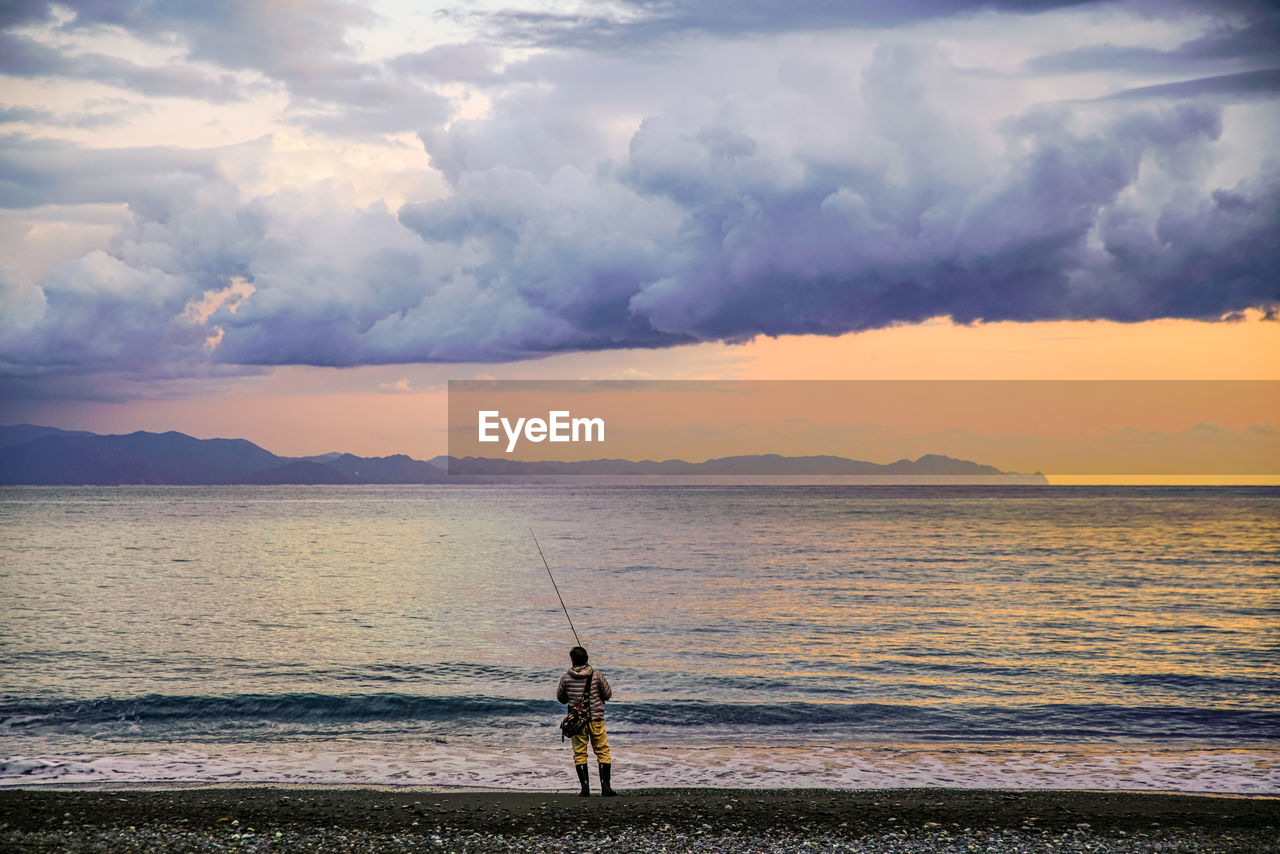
[556,665,612,721]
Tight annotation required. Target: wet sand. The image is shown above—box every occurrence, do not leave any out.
[2,786,1278,852]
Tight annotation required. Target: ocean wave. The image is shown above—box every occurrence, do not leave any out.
[3,694,1277,742]
[0,693,552,727]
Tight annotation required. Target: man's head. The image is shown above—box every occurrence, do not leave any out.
[570,646,588,666]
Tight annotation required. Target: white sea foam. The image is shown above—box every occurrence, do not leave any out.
[3,742,1276,793]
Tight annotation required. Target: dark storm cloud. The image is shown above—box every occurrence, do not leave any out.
[0,106,56,124]
[1,1,448,135]
[1026,12,1280,76]
[489,0,1102,47]
[280,88,1280,360]
[85,0,454,134]
[0,0,51,29]
[0,136,273,394]
[0,133,224,209]
[390,44,506,85]
[45,0,374,76]
[0,31,244,102]
[285,73,450,137]
[604,99,1275,336]
[1103,68,1280,100]
[3,85,1276,383]
[0,103,138,128]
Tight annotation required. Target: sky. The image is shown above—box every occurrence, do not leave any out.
[1,0,1277,465]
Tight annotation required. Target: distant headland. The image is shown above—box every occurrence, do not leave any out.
[0,425,1047,485]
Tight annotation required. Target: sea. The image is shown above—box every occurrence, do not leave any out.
[1,485,1277,793]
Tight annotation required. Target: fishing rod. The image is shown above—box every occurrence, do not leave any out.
[530,528,583,647]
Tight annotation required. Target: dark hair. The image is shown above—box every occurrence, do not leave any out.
[569,646,588,666]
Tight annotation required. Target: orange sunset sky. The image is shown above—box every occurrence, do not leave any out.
[13,315,1278,472]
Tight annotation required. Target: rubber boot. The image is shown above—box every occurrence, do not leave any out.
[599,762,617,797]
[575,763,590,797]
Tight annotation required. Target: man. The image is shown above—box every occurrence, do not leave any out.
[555,645,616,796]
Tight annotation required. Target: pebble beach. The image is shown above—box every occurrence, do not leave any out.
[2,787,1277,853]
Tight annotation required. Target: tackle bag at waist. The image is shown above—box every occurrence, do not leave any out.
[559,670,596,741]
